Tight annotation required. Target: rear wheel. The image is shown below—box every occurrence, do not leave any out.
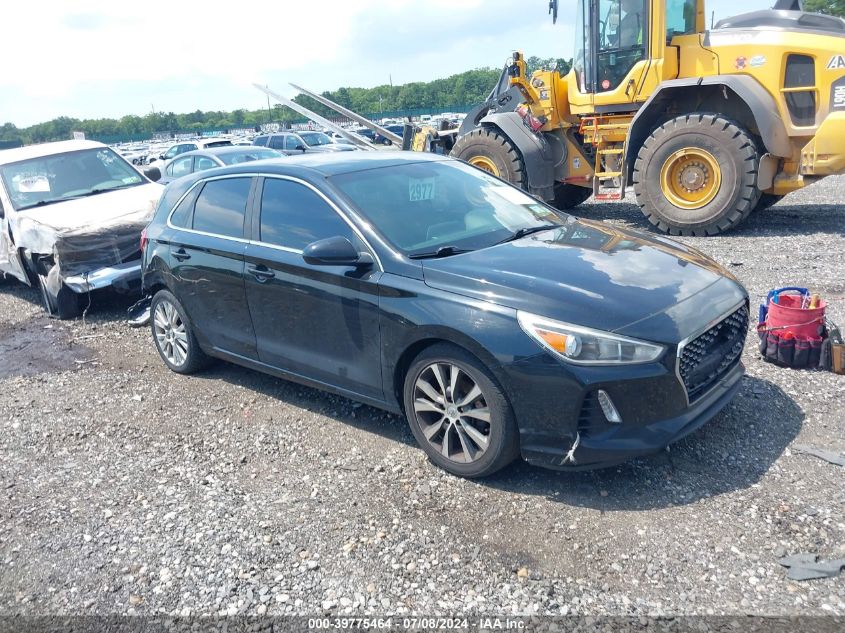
[451,128,526,189]
[150,289,210,374]
[552,182,592,210]
[633,114,760,236]
[403,343,519,478]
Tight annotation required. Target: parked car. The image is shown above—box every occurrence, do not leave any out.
[252,131,357,154]
[141,152,748,478]
[374,124,406,145]
[147,138,234,171]
[158,146,283,184]
[0,140,164,318]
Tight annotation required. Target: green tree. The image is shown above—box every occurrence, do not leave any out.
[805,0,845,15]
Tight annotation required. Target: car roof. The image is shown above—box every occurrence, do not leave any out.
[176,146,281,158]
[174,151,451,187]
[0,140,107,165]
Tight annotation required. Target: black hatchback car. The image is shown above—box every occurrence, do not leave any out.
[141,152,748,478]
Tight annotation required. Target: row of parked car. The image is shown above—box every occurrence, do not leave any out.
[0,137,750,479]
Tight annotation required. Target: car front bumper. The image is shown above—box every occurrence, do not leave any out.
[63,261,142,293]
[516,360,744,470]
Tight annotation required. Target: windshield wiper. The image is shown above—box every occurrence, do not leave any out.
[409,245,472,259]
[495,224,559,245]
[17,199,63,210]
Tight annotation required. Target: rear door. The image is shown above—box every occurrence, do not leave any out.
[243,176,383,399]
[168,175,258,359]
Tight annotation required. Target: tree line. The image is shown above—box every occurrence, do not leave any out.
[0,57,571,145]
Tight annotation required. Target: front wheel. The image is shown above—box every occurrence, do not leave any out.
[403,344,519,478]
[451,128,526,189]
[552,182,592,210]
[633,114,760,236]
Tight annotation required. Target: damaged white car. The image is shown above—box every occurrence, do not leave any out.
[0,140,163,318]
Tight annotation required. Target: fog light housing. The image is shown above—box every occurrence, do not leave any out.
[597,390,622,424]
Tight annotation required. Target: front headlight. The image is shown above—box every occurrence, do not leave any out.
[517,311,665,365]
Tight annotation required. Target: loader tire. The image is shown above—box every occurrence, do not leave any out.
[552,183,592,210]
[633,114,760,236]
[754,193,783,212]
[451,127,526,189]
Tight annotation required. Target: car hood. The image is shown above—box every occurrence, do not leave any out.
[10,183,164,254]
[421,218,744,343]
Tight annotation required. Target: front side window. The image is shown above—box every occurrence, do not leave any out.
[330,160,565,257]
[284,136,302,151]
[596,0,647,92]
[298,132,332,147]
[163,146,180,160]
[259,179,352,250]
[573,0,593,93]
[192,177,251,238]
[0,147,144,212]
[666,0,696,37]
[168,156,193,177]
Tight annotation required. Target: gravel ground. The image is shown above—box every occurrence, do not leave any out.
[1,177,844,618]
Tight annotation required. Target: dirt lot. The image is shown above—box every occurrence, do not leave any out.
[1,179,844,618]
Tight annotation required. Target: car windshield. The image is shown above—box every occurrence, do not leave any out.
[299,132,333,147]
[330,160,567,257]
[0,147,146,212]
[218,149,283,165]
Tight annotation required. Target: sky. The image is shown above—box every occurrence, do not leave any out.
[2,0,774,127]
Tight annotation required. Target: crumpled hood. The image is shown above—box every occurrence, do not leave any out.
[11,183,163,254]
[422,218,743,341]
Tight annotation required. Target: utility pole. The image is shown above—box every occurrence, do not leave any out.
[266,88,272,122]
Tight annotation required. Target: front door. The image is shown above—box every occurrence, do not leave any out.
[168,176,258,359]
[243,176,383,399]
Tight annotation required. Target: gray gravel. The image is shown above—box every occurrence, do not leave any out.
[1,177,844,617]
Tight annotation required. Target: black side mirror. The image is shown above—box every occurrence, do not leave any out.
[143,166,162,182]
[295,145,306,152]
[302,236,373,267]
[0,201,5,219]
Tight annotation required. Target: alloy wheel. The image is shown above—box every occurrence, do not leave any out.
[153,300,189,367]
[412,362,492,464]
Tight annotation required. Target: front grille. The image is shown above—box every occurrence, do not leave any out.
[679,305,748,402]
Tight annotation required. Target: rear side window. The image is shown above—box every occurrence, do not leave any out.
[268,136,286,150]
[192,177,252,238]
[169,186,201,228]
[254,136,268,146]
[259,178,352,250]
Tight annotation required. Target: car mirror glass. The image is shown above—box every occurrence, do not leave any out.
[144,166,162,182]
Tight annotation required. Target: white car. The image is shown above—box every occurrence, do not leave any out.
[147,137,234,173]
[0,140,164,318]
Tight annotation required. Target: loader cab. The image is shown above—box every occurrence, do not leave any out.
[569,0,698,112]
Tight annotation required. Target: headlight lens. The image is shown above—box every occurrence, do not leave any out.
[517,311,665,365]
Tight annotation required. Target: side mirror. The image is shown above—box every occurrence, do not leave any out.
[0,201,5,219]
[302,236,373,267]
[295,145,306,152]
[143,166,162,182]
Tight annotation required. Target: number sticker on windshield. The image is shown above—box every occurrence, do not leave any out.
[15,175,51,193]
[409,177,435,202]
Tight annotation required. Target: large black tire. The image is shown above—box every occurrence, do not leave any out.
[552,182,592,210]
[402,343,519,478]
[633,114,760,236]
[754,193,784,212]
[25,257,81,320]
[450,127,526,189]
[150,289,210,375]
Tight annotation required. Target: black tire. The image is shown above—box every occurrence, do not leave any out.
[402,343,520,478]
[633,114,760,236]
[754,193,784,212]
[450,127,526,189]
[25,257,81,319]
[552,182,592,210]
[150,289,210,375]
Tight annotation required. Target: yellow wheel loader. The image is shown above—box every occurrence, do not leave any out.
[448,0,845,235]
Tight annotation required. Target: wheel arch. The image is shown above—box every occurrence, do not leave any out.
[391,328,510,414]
[625,76,791,182]
[473,111,558,200]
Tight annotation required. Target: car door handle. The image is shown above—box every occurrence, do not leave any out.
[172,248,191,261]
[247,265,275,282]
